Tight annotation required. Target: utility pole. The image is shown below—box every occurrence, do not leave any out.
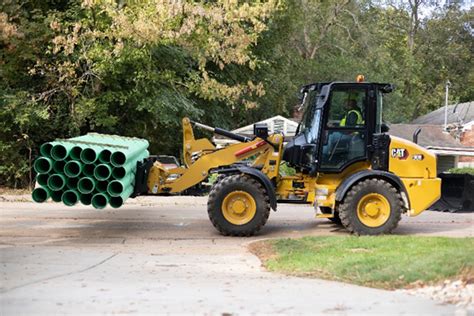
[444,80,451,131]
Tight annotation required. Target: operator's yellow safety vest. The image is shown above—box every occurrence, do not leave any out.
[340,109,364,126]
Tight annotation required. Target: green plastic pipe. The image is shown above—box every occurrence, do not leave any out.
[69,145,83,160]
[80,193,93,205]
[62,189,79,206]
[66,177,79,190]
[34,157,53,174]
[64,160,83,177]
[110,150,149,180]
[94,164,112,181]
[92,192,109,209]
[98,149,112,164]
[36,174,49,186]
[83,163,95,177]
[78,177,96,194]
[53,160,66,174]
[107,172,135,197]
[50,190,63,202]
[48,135,92,161]
[32,187,50,203]
[96,180,108,193]
[40,142,54,158]
[111,148,149,167]
[47,174,66,191]
[51,143,75,161]
[80,147,98,164]
[109,186,134,208]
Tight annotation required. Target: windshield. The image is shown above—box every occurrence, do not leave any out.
[299,90,321,143]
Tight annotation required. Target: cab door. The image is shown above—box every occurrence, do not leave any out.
[318,84,373,172]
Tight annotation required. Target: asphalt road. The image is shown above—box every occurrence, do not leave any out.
[1,196,473,315]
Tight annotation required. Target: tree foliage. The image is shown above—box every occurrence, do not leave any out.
[1,0,473,187]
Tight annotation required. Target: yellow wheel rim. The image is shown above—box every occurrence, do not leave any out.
[356,193,391,227]
[222,191,257,225]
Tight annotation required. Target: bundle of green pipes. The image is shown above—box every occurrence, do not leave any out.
[31,133,149,209]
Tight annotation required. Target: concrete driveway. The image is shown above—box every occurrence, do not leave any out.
[1,196,472,315]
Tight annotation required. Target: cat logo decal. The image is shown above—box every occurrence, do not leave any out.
[391,148,408,160]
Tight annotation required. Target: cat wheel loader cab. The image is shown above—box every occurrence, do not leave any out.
[141,78,441,237]
[280,80,440,234]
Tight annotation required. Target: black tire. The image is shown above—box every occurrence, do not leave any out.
[212,174,227,187]
[338,178,404,235]
[207,174,270,236]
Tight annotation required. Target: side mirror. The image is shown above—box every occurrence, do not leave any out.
[381,122,390,133]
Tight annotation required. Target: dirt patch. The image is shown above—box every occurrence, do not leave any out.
[0,187,31,195]
[247,240,278,264]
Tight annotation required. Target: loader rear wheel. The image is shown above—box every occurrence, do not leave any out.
[207,174,270,236]
[338,178,403,235]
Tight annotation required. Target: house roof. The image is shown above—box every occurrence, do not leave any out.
[388,124,474,156]
[213,115,298,146]
[412,101,474,125]
[232,115,298,135]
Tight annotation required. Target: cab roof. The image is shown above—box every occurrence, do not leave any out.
[300,82,394,94]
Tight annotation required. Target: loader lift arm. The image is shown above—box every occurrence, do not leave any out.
[146,117,284,196]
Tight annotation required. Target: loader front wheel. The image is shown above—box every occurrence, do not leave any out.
[207,174,270,236]
[338,178,403,235]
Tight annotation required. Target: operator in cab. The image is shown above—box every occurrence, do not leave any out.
[340,98,363,127]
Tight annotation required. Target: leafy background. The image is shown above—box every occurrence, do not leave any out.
[1,0,473,188]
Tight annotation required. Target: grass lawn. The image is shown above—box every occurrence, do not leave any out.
[249,236,474,289]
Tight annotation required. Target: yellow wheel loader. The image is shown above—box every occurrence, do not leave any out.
[135,79,441,236]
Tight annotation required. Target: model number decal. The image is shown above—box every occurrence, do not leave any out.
[412,154,424,161]
[391,148,409,160]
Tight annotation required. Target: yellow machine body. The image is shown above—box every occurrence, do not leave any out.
[146,118,440,220]
[388,136,441,216]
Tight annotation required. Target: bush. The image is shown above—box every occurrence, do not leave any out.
[446,167,474,175]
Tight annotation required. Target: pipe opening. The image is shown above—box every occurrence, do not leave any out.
[111,151,126,167]
[96,181,108,192]
[40,143,53,158]
[34,157,53,174]
[92,193,108,209]
[69,146,83,160]
[110,196,124,208]
[47,174,66,191]
[99,149,112,164]
[78,177,95,194]
[80,194,93,205]
[107,180,123,196]
[53,160,66,173]
[36,174,49,186]
[81,148,97,164]
[64,161,82,177]
[50,190,63,202]
[83,164,95,177]
[112,167,126,179]
[51,144,68,161]
[66,177,79,190]
[32,187,50,203]
[94,164,112,181]
[62,190,79,206]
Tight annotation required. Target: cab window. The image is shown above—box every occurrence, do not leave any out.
[326,89,366,128]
